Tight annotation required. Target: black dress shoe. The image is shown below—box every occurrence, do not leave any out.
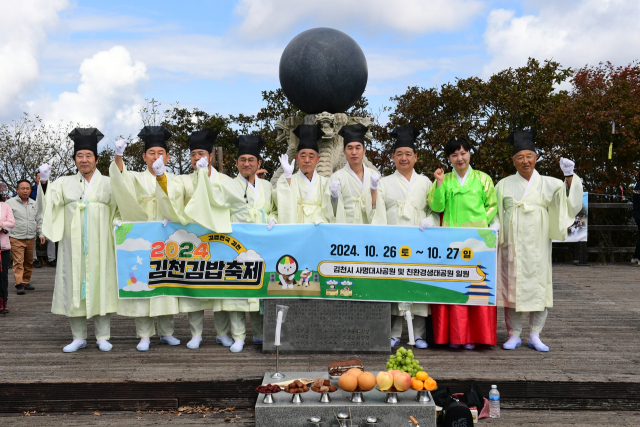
[33,262,41,268]
[24,284,35,291]
[16,285,25,295]
[47,260,57,267]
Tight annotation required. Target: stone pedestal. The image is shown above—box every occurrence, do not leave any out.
[263,300,390,354]
[255,372,437,427]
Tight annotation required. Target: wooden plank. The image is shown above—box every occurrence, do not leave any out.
[589,203,633,209]
[589,225,637,231]
[0,399,178,413]
[587,247,635,253]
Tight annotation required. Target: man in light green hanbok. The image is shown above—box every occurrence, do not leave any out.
[497,130,583,352]
[274,124,328,224]
[185,135,275,353]
[371,125,438,349]
[322,124,379,224]
[110,126,181,351]
[154,129,232,350]
[37,128,118,353]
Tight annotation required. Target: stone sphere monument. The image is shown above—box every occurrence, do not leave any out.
[279,27,368,114]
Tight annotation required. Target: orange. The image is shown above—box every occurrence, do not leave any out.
[411,378,424,391]
[415,371,428,381]
[424,377,437,391]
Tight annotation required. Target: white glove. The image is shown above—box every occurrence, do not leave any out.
[370,172,381,190]
[267,219,276,230]
[115,139,128,156]
[279,154,295,179]
[329,181,340,199]
[490,222,500,232]
[162,217,169,227]
[39,164,51,182]
[419,218,434,231]
[196,156,209,170]
[114,220,122,227]
[559,158,575,176]
[152,155,165,176]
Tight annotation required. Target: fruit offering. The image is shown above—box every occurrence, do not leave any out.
[284,380,308,393]
[385,347,423,377]
[310,378,338,393]
[375,370,412,391]
[256,384,281,393]
[408,371,437,391]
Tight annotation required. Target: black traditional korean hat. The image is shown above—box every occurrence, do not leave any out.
[508,129,537,156]
[235,135,266,159]
[189,129,219,153]
[138,126,172,152]
[69,127,103,157]
[338,123,368,148]
[391,125,419,151]
[293,124,323,153]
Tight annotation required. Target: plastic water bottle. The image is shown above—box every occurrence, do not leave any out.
[489,384,500,418]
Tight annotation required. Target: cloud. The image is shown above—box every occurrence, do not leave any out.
[0,0,69,114]
[234,249,264,262]
[234,0,484,39]
[121,280,152,292]
[449,238,494,253]
[166,229,203,246]
[482,0,640,76]
[116,237,152,252]
[29,46,148,138]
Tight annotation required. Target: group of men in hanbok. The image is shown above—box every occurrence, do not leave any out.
[36,121,582,354]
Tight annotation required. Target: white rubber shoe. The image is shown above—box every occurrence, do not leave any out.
[216,335,233,346]
[502,336,522,350]
[137,337,150,351]
[96,340,113,352]
[187,336,202,349]
[230,340,245,353]
[63,339,86,353]
[160,336,181,346]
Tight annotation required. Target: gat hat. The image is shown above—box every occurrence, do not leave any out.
[138,126,172,152]
[293,124,323,153]
[189,129,219,153]
[338,123,368,148]
[69,127,103,157]
[508,129,537,156]
[391,125,419,151]
[235,135,266,159]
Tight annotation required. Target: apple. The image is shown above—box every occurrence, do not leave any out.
[393,371,412,392]
[376,371,394,391]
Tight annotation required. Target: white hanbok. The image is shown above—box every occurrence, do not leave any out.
[322,163,376,224]
[274,170,329,224]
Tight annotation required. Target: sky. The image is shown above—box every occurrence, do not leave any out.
[1,0,639,148]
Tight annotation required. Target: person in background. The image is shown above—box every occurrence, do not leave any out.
[371,125,438,349]
[427,136,499,350]
[632,172,640,266]
[0,195,16,313]
[6,180,44,295]
[31,172,57,268]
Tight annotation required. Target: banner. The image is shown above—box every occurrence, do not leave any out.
[114,222,498,305]
[554,192,588,242]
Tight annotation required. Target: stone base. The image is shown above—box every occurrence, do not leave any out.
[255,372,436,427]
[263,299,391,354]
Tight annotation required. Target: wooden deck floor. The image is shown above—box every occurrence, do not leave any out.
[1,263,639,414]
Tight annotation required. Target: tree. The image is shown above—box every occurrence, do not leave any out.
[0,114,77,192]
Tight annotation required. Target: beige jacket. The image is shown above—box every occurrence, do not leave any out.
[6,196,43,240]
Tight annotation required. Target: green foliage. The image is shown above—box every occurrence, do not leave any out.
[478,229,497,249]
[115,223,134,245]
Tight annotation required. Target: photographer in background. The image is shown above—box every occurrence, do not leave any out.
[0,185,16,313]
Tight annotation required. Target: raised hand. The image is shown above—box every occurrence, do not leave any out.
[152,155,165,177]
[114,139,128,156]
[370,172,381,190]
[559,158,575,176]
[196,156,209,170]
[39,164,52,182]
[279,154,295,179]
[434,168,445,186]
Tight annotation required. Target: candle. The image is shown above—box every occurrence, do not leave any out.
[275,310,283,346]
[405,310,415,345]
